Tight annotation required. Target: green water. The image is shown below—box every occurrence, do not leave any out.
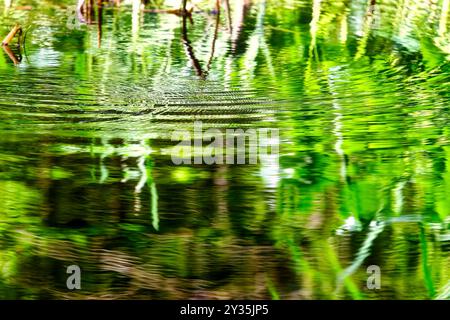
[0,0,449,299]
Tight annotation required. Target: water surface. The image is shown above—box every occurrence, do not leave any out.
[0,0,449,299]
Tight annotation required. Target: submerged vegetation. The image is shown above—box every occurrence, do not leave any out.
[0,0,449,299]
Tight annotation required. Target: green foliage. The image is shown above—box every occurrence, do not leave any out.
[0,0,448,299]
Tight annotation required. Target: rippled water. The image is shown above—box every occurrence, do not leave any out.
[0,0,449,299]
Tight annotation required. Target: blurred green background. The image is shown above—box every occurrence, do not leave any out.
[0,0,448,299]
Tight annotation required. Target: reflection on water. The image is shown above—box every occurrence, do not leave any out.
[0,0,449,299]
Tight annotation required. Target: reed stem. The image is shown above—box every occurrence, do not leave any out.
[2,24,22,46]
